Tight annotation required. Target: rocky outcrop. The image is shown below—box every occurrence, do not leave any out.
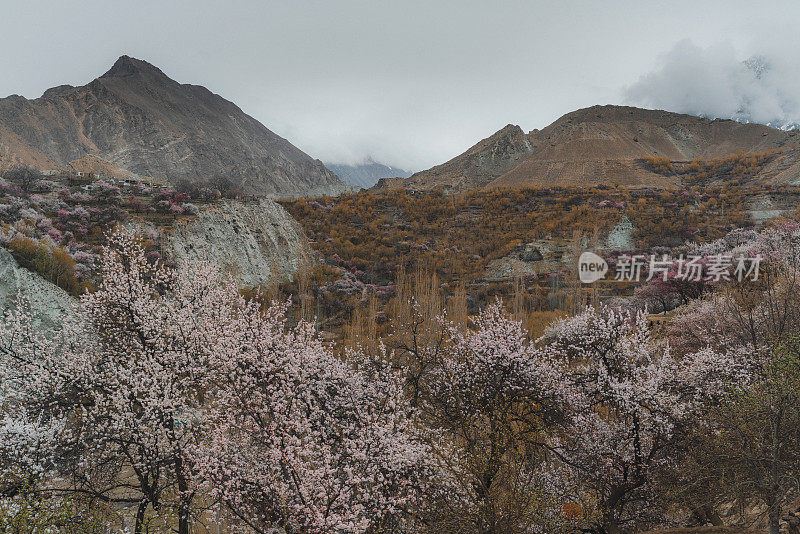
[485,240,574,281]
[748,195,784,224]
[0,55,348,196]
[168,198,310,288]
[517,243,543,262]
[0,247,76,333]
[605,216,635,251]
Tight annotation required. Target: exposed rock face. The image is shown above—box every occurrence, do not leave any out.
[370,176,408,192]
[517,243,543,262]
[0,55,347,196]
[605,216,635,251]
[0,198,308,335]
[168,198,310,288]
[0,247,76,333]
[485,240,570,281]
[748,195,784,224]
[404,105,800,191]
[485,220,638,282]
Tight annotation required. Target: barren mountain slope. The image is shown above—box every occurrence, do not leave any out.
[404,124,534,190]
[491,105,797,189]
[404,105,800,191]
[0,56,347,196]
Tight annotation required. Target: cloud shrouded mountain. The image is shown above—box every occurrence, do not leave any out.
[625,39,800,131]
[0,56,347,196]
[326,160,412,189]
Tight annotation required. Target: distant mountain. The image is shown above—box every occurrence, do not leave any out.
[0,55,347,196]
[326,160,412,189]
[405,105,800,191]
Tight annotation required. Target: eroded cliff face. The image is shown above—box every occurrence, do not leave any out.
[0,247,76,333]
[0,197,309,337]
[168,198,310,288]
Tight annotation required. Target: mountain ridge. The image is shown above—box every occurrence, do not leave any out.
[401,105,800,191]
[0,55,347,196]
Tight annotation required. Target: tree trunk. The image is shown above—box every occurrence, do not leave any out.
[770,408,783,534]
[603,518,621,534]
[134,499,148,534]
[690,504,724,526]
[770,506,781,534]
[176,455,191,534]
[602,485,626,534]
[476,474,496,534]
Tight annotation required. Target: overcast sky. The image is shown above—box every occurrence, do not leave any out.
[1,0,798,170]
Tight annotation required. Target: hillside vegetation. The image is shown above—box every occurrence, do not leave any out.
[0,167,214,294]
[5,223,800,533]
[280,185,761,284]
[641,150,778,186]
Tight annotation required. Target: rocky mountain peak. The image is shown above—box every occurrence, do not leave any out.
[101,55,169,80]
[495,124,525,137]
[0,56,348,196]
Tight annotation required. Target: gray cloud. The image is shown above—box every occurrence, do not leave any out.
[1,1,798,169]
[625,37,800,129]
